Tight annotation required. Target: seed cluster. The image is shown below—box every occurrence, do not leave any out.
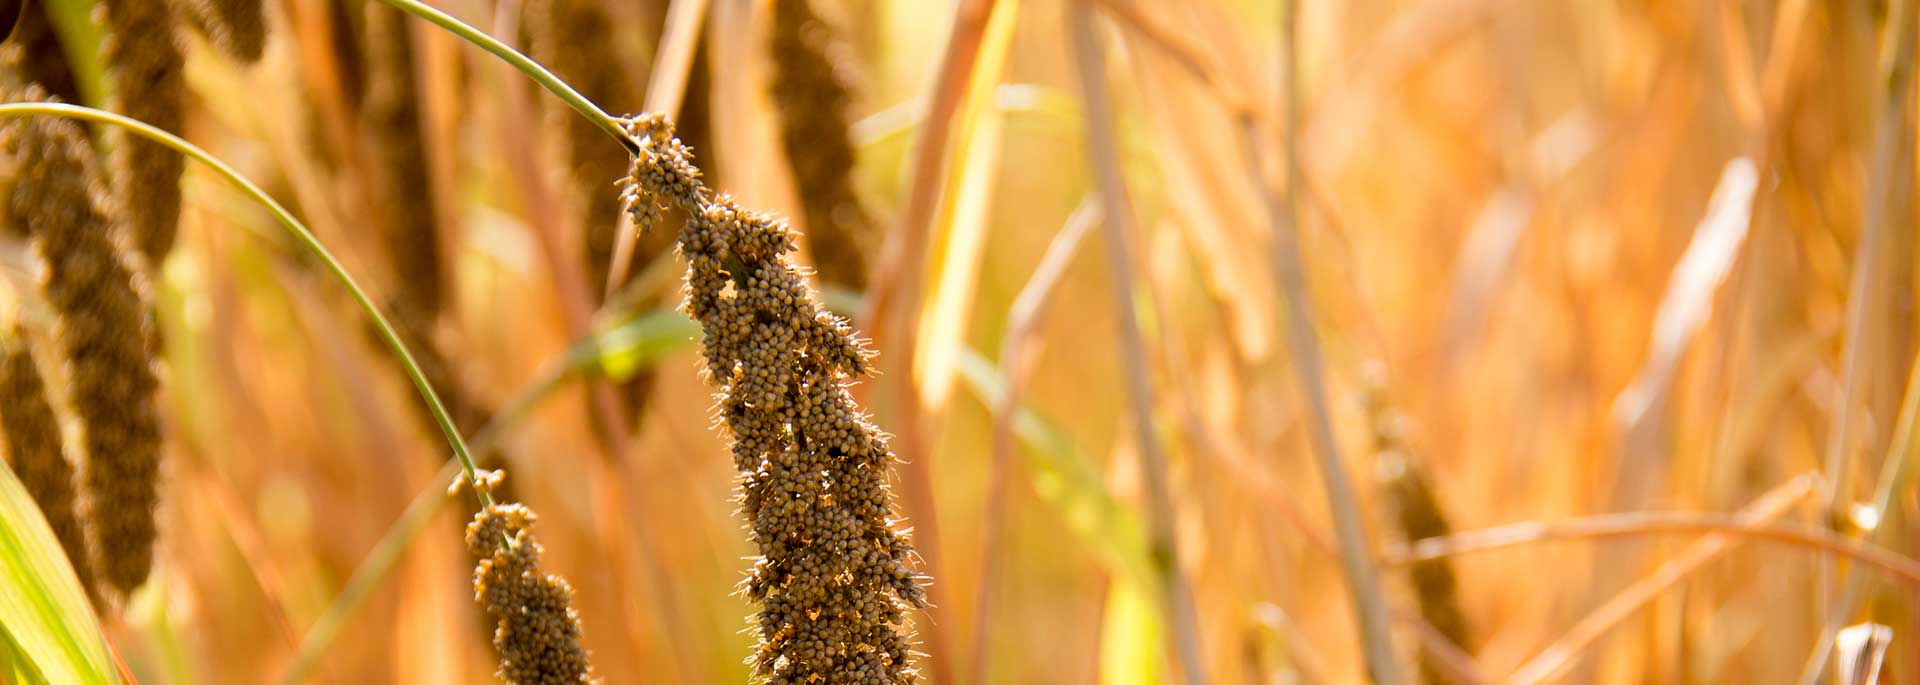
[1,3,83,105]
[0,330,95,597]
[767,0,873,291]
[467,500,595,685]
[1366,381,1470,683]
[622,114,925,684]
[99,0,188,264]
[1,105,164,596]
[362,3,444,321]
[180,0,269,64]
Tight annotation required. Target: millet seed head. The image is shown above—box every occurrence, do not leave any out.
[1,94,164,596]
[467,499,596,685]
[98,0,188,264]
[767,0,875,291]
[179,0,269,63]
[621,114,925,683]
[0,328,96,600]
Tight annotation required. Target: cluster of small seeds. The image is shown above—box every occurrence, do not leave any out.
[1,3,83,104]
[1363,373,1470,684]
[0,329,95,597]
[768,0,874,290]
[466,493,595,685]
[99,0,189,264]
[179,0,269,63]
[621,113,925,683]
[1,100,164,596]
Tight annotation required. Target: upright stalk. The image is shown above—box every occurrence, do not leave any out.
[1238,0,1405,681]
[1068,4,1209,682]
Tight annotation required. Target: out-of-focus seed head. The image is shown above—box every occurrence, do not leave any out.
[0,328,96,600]
[1,93,164,596]
[98,0,188,265]
[1363,367,1470,684]
[768,0,874,291]
[179,0,268,63]
[1,2,83,104]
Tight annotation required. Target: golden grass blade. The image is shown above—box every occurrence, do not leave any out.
[1504,473,1815,684]
[1610,157,1759,508]
[911,11,1013,411]
[0,446,115,684]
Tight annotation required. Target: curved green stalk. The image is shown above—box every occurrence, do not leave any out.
[369,0,637,155]
[0,102,491,511]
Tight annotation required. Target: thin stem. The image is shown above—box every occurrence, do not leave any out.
[1387,511,1920,586]
[1802,1,1919,681]
[1068,4,1208,682]
[368,0,637,156]
[0,103,491,512]
[972,197,1099,684]
[1239,1,1404,682]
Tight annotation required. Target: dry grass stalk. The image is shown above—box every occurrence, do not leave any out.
[466,473,595,684]
[99,0,188,264]
[179,0,269,63]
[623,113,926,683]
[1,2,83,104]
[1,97,164,596]
[0,327,96,599]
[1363,373,1471,684]
[767,0,873,290]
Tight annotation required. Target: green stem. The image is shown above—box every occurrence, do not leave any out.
[0,102,492,510]
[369,0,638,155]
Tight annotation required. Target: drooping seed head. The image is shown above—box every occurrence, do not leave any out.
[0,328,96,599]
[466,490,595,685]
[1364,369,1470,684]
[1,3,83,104]
[623,114,923,684]
[179,0,268,63]
[98,0,188,264]
[1,92,164,596]
[767,0,874,291]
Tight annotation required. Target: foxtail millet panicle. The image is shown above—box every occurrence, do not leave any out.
[1363,374,1471,684]
[0,328,96,597]
[1,97,165,596]
[1,1,84,105]
[99,0,188,264]
[178,0,268,64]
[768,0,874,290]
[465,474,595,685]
[622,114,925,683]
[361,2,445,322]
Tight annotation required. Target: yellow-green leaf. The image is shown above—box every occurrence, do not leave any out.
[1098,578,1166,685]
[0,458,117,685]
[911,0,1021,412]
